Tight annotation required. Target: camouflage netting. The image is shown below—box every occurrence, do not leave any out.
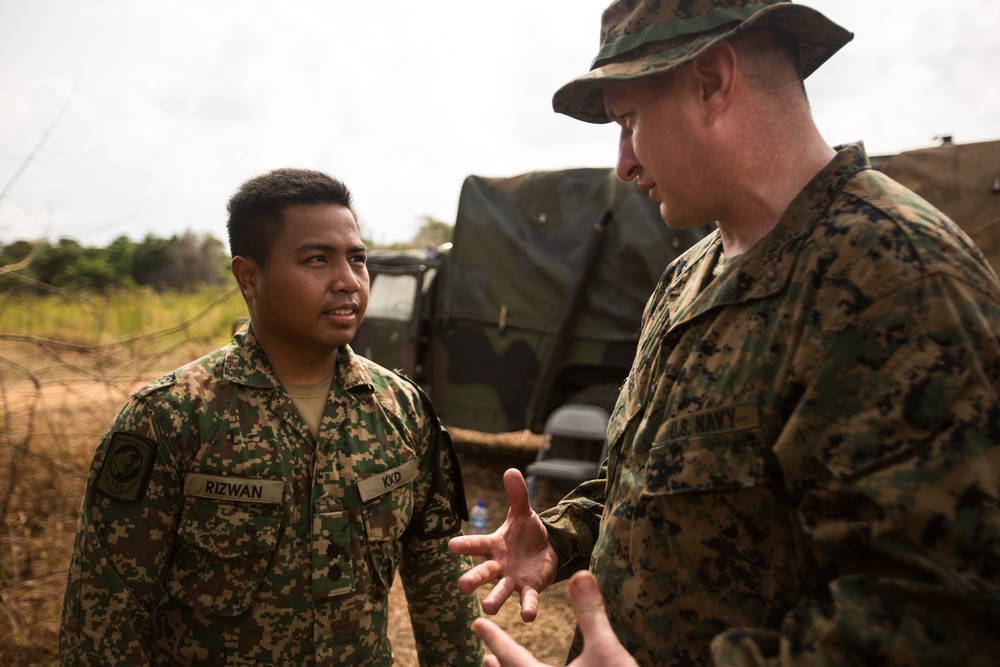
[439,168,706,341]
[880,139,1000,272]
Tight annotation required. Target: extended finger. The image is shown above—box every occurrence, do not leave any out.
[448,533,493,557]
[481,576,517,615]
[568,571,618,645]
[473,618,543,667]
[518,587,539,622]
[457,559,504,595]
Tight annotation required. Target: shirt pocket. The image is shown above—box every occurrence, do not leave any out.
[360,477,415,595]
[167,496,281,616]
[643,403,765,495]
[639,425,802,618]
[312,493,355,600]
[643,430,767,496]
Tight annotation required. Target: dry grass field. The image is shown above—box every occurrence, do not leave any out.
[0,288,576,666]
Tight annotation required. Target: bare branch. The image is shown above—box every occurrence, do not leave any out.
[0,241,46,277]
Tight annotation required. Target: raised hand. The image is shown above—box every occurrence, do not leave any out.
[448,468,559,621]
[472,570,638,667]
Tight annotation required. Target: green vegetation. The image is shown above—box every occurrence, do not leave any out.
[0,284,247,349]
[369,215,453,251]
[0,217,455,295]
[0,232,231,293]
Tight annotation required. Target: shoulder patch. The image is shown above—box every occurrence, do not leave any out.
[135,372,176,398]
[95,432,157,503]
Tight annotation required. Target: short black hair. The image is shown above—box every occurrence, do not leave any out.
[226,168,357,268]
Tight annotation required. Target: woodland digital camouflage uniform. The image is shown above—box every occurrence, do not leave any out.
[60,327,484,666]
[540,144,1000,666]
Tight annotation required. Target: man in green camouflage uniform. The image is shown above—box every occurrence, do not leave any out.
[60,168,485,665]
[450,2,1000,666]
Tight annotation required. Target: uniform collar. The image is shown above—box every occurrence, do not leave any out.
[333,344,376,395]
[735,142,870,296]
[222,325,374,395]
[666,143,870,326]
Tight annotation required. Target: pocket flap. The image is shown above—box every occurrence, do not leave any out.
[645,403,764,494]
[178,497,280,559]
[646,427,766,495]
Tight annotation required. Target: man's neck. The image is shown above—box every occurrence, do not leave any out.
[717,137,835,257]
[255,336,340,386]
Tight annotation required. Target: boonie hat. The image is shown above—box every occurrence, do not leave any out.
[553,0,853,124]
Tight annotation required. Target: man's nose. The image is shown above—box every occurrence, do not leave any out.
[331,260,361,293]
[615,132,640,183]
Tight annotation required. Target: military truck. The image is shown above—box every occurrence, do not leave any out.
[351,168,709,434]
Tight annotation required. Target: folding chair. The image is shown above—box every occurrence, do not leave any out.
[526,404,609,506]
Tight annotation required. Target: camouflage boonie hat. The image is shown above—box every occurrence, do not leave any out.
[553,0,853,124]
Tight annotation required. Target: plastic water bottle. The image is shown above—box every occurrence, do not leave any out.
[470,499,489,535]
[525,474,540,511]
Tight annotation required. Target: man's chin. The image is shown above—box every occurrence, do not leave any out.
[660,205,712,232]
[660,207,686,230]
[659,203,678,228]
[329,329,360,351]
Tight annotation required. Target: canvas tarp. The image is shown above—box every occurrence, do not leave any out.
[880,139,1000,271]
[437,168,707,341]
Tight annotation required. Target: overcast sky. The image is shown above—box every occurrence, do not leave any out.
[2,0,998,249]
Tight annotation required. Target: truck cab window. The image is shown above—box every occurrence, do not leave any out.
[366,274,417,321]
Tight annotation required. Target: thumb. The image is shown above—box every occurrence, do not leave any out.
[568,571,618,646]
[503,468,531,515]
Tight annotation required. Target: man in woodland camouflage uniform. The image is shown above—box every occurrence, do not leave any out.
[60,168,485,665]
[450,2,1000,665]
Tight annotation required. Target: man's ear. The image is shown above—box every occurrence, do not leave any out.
[231,255,259,299]
[691,41,737,124]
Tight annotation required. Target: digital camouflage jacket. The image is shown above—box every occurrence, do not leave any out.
[60,328,484,666]
[541,143,1000,666]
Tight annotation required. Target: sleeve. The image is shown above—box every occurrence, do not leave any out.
[398,387,485,666]
[59,396,183,666]
[538,475,607,582]
[711,272,1000,666]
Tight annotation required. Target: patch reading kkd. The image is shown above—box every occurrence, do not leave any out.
[357,459,419,502]
[95,432,156,503]
[184,473,284,504]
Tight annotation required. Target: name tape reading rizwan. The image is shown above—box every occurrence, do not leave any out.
[184,473,285,504]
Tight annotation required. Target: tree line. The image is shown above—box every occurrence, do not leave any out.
[0,232,231,293]
[0,217,453,294]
